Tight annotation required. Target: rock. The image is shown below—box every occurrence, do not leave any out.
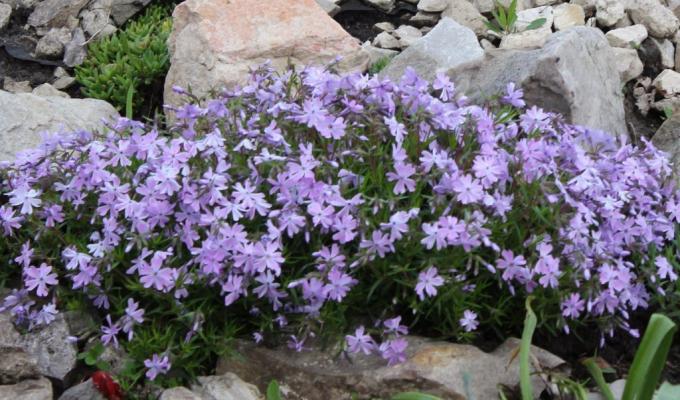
[0,91,118,162]
[374,22,395,32]
[365,0,395,12]
[393,24,422,48]
[80,9,117,38]
[58,379,105,400]
[164,0,369,107]
[3,79,32,93]
[611,47,644,83]
[216,337,566,400]
[628,0,680,38]
[361,41,398,65]
[0,377,52,400]
[500,27,552,49]
[0,348,40,384]
[605,24,648,48]
[158,373,261,400]
[571,0,596,14]
[28,0,88,28]
[1,0,38,9]
[553,3,585,30]
[108,0,152,25]
[651,38,676,69]
[34,27,71,59]
[0,3,10,30]
[471,0,495,13]
[480,38,495,50]
[63,27,86,67]
[32,83,69,98]
[653,103,680,177]
[0,313,78,382]
[160,387,202,400]
[441,0,488,36]
[515,6,554,32]
[85,0,152,27]
[653,69,680,96]
[52,75,76,90]
[191,374,261,400]
[315,0,340,16]
[373,31,401,49]
[418,0,447,12]
[410,11,440,27]
[614,14,633,29]
[381,18,484,81]
[450,27,628,137]
[595,0,625,27]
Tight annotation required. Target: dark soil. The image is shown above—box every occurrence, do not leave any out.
[333,0,416,43]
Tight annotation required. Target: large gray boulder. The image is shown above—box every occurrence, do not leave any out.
[0,90,118,162]
[381,18,485,82]
[215,337,567,400]
[450,27,629,138]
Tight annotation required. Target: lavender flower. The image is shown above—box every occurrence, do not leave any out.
[144,353,171,380]
[459,310,479,332]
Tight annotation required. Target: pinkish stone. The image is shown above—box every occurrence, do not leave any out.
[164,0,369,106]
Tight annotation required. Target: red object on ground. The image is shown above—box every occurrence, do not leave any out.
[91,371,123,400]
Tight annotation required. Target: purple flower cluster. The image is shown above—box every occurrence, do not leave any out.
[1,64,679,372]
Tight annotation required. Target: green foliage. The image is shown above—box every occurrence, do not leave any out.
[622,314,677,400]
[75,4,172,117]
[77,342,112,371]
[368,56,394,75]
[267,380,283,400]
[582,314,677,400]
[485,0,547,34]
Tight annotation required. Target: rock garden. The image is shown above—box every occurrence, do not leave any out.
[3,0,680,399]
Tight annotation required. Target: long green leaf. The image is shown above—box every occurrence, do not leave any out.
[391,393,442,400]
[622,314,677,400]
[525,17,547,31]
[266,380,283,400]
[125,83,135,119]
[582,358,616,400]
[520,297,537,400]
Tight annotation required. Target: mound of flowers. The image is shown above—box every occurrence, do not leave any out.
[0,64,678,386]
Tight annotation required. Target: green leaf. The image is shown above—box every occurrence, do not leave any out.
[525,17,547,31]
[266,380,282,400]
[391,393,443,400]
[520,296,537,400]
[622,314,677,400]
[583,358,616,400]
[125,83,135,119]
[507,0,518,29]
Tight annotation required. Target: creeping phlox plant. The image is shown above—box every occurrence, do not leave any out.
[1,64,679,386]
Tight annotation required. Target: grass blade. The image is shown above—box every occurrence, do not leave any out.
[582,358,615,400]
[266,380,282,400]
[391,393,442,400]
[622,314,677,400]
[125,83,135,119]
[520,296,537,400]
